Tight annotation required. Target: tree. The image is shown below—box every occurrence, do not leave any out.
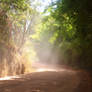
[0,0,31,76]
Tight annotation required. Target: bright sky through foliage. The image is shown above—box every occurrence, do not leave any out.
[31,0,52,12]
[38,0,52,12]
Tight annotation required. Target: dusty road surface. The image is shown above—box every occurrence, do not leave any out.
[0,69,92,92]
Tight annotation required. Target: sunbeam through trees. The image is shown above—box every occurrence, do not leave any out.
[0,0,92,92]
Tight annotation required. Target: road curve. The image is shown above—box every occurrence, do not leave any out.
[0,70,91,92]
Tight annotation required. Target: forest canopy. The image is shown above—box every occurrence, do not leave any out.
[32,0,92,70]
[0,0,92,77]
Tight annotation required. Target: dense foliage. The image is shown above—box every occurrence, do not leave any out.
[52,0,92,69]
[33,0,92,70]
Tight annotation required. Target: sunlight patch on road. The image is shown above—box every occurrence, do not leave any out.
[36,68,65,72]
[37,68,55,72]
[0,76,20,80]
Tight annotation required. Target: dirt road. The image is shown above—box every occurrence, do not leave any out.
[0,69,91,92]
